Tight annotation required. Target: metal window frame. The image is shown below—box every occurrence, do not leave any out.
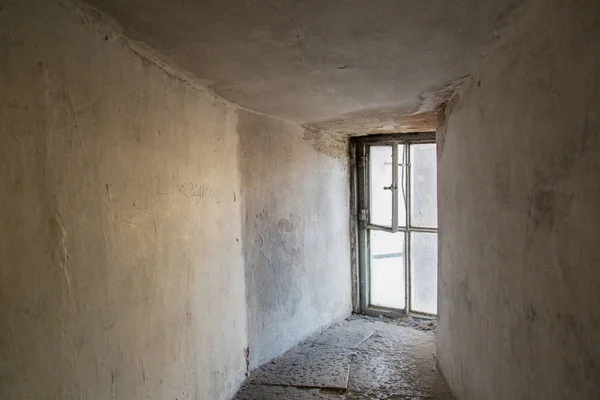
[353,132,437,318]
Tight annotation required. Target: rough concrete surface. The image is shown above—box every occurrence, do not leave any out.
[437,0,600,398]
[235,317,454,399]
[0,1,248,398]
[249,344,354,389]
[307,111,439,137]
[238,110,352,369]
[79,0,527,133]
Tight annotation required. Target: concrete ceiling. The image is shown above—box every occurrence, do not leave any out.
[83,0,526,134]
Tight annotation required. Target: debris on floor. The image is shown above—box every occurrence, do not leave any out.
[348,313,437,331]
[234,315,453,399]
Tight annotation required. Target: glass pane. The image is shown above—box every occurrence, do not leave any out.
[369,146,393,227]
[410,232,437,315]
[410,143,437,228]
[370,230,405,309]
[397,144,407,227]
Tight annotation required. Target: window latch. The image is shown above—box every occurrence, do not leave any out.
[359,209,369,221]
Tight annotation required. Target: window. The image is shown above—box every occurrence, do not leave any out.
[356,135,438,316]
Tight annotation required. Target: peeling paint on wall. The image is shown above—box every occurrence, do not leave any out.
[302,125,349,160]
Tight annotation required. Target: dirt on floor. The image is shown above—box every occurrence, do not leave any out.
[234,315,453,400]
[348,313,438,332]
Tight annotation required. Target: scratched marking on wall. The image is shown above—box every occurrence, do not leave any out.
[177,182,221,203]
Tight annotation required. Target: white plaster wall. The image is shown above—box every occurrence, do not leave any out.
[437,0,600,398]
[0,1,248,398]
[238,111,352,369]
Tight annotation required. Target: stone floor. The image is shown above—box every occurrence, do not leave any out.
[233,315,454,399]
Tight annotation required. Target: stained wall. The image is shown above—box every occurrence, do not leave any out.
[0,1,248,398]
[238,111,352,369]
[437,0,600,398]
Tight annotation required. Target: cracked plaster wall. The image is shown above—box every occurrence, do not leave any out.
[238,110,352,369]
[0,1,248,398]
[437,0,600,398]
